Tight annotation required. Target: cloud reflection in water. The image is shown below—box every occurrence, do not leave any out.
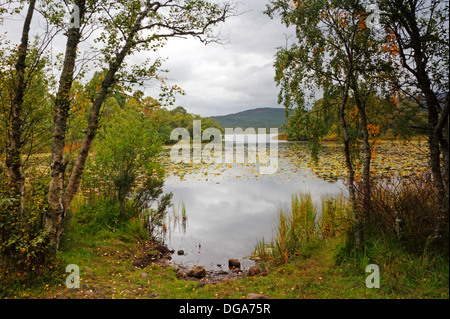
[162,144,346,271]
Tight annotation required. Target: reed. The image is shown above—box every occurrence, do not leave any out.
[256,192,350,265]
[168,200,188,235]
[354,173,448,254]
[319,194,351,239]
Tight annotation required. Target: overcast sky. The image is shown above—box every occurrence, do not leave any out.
[1,0,294,117]
[145,0,294,117]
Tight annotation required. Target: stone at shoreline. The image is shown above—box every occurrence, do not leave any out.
[228,258,241,269]
[176,268,187,279]
[247,265,262,276]
[177,250,184,255]
[247,293,269,299]
[140,272,149,279]
[187,265,207,278]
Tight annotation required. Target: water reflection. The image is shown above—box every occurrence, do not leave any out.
[161,142,346,271]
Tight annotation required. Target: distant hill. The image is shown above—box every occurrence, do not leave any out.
[211,107,292,129]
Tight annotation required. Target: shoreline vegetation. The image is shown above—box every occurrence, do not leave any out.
[0,97,446,298]
[1,142,448,298]
[1,0,448,302]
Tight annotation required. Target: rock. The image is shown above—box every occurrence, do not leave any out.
[140,272,149,279]
[158,244,170,254]
[247,266,262,276]
[83,284,97,293]
[187,265,206,278]
[228,258,241,269]
[177,250,184,255]
[247,293,269,299]
[176,268,187,279]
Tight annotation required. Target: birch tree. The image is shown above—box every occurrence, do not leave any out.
[377,0,449,241]
[44,0,236,250]
[266,0,393,245]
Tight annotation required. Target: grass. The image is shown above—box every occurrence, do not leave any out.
[1,191,448,299]
[332,235,449,298]
[251,192,448,299]
[255,193,351,265]
[2,225,447,299]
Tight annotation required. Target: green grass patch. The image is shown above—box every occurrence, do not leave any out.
[2,191,448,299]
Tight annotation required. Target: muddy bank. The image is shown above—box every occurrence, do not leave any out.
[133,240,266,285]
[175,265,249,285]
[132,240,174,269]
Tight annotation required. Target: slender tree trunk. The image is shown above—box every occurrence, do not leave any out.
[63,30,144,210]
[47,4,151,250]
[354,93,371,230]
[45,1,85,250]
[5,0,36,201]
[435,94,449,217]
[61,69,114,209]
[62,2,158,209]
[415,58,447,241]
[437,94,449,190]
[338,72,361,247]
[44,0,230,250]
[397,0,448,242]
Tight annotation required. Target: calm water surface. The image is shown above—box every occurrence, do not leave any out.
[161,137,346,271]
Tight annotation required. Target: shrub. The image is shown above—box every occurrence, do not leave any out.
[0,171,53,273]
[80,103,173,240]
[354,173,448,255]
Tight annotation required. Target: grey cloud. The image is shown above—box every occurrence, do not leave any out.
[142,0,294,117]
[2,0,292,117]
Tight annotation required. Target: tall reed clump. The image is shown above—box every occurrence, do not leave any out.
[332,173,449,293]
[255,193,351,265]
[354,173,449,255]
